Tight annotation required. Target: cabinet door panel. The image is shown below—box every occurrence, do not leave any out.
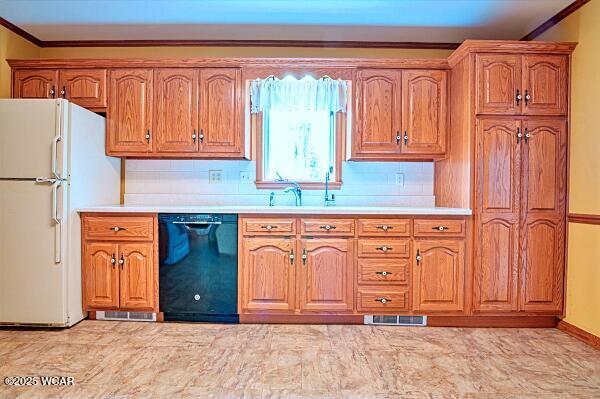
[476,119,521,214]
[299,239,353,312]
[522,119,567,216]
[473,216,519,312]
[520,218,564,313]
[353,69,402,155]
[59,69,107,108]
[119,243,155,310]
[155,69,199,153]
[476,54,521,115]
[401,70,447,154]
[84,242,119,309]
[413,240,464,312]
[199,68,243,155]
[107,69,153,154]
[522,55,568,116]
[241,238,295,312]
[13,69,58,99]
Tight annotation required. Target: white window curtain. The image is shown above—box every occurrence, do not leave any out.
[250,75,348,113]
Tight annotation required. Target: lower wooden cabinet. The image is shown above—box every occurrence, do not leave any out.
[81,214,158,312]
[299,239,353,312]
[240,237,296,312]
[412,239,465,312]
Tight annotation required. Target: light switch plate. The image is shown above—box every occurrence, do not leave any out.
[209,170,223,184]
[239,171,251,183]
[395,173,405,186]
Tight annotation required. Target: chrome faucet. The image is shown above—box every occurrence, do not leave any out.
[324,167,336,207]
[283,181,302,206]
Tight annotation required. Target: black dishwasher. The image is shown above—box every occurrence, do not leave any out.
[159,214,238,323]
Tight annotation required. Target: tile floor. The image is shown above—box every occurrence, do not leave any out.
[0,321,598,398]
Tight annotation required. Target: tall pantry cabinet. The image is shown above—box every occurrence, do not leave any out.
[437,41,574,316]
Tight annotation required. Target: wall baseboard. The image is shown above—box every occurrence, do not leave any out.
[557,319,600,350]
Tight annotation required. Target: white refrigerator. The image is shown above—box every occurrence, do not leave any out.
[0,99,121,326]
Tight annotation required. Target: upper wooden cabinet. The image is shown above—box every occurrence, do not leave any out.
[476,54,568,116]
[13,69,58,99]
[154,69,199,153]
[14,69,107,109]
[58,69,107,109]
[353,69,402,156]
[199,68,243,156]
[107,69,153,154]
[353,68,447,159]
[401,69,447,155]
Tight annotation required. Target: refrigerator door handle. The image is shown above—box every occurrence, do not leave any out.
[52,180,63,264]
[52,135,63,179]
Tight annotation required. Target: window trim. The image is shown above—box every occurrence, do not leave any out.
[254,110,345,190]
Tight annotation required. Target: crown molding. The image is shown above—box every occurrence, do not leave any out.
[0,16,43,46]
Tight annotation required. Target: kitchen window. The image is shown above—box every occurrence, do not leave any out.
[251,75,348,188]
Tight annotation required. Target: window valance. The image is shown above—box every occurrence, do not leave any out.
[250,75,348,113]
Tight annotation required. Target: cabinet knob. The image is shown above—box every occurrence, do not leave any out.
[377,225,392,231]
[375,246,391,252]
[289,249,295,265]
[396,132,401,145]
[192,130,197,143]
[516,89,522,105]
[375,271,392,276]
[524,89,531,105]
[110,226,126,232]
[49,86,56,98]
[145,130,151,144]
[60,86,66,98]
[118,254,125,269]
[319,225,336,231]
[302,248,307,265]
[416,249,422,265]
[111,254,116,267]
[403,131,408,145]
[432,226,448,231]
[375,297,391,304]
[261,225,276,231]
[199,130,204,143]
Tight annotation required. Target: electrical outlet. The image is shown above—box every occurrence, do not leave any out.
[239,171,251,183]
[395,173,405,186]
[209,170,223,184]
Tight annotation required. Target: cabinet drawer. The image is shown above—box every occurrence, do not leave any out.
[301,219,354,236]
[357,287,409,312]
[357,219,410,237]
[242,218,296,235]
[413,219,465,237]
[84,216,154,241]
[358,259,409,284]
[357,239,409,258]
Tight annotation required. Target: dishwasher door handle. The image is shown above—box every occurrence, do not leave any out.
[172,221,222,225]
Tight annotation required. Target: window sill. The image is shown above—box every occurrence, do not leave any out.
[255,181,342,190]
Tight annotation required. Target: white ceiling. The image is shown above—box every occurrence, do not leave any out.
[0,0,573,43]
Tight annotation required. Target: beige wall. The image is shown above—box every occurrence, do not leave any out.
[39,46,451,59]
[0,25,40,98]
[537,1,600,337]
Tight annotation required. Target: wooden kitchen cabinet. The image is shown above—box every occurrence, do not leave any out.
[84,242,120,309]
[58,69,107,109]
[154,68,199,153]
[353,68,447,159]
[476,53,568,116]
[199,68,243,156]
[401,69,447,154]
[81,214,158,312]
[353,69,402,157]
[240,237,296,312]
[298,239,354,312]
[107,69,153,154]
[13,69,59,99]
[413,239,464,312]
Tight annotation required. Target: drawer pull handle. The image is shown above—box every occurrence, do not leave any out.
[375,271,392,276]
[110,226,127,232]
[376,225,393,231]
[432,226,449,231]
[375,246,392,252]
[375,297,391,304]
[319,225,336,230]
[260,225,277,231]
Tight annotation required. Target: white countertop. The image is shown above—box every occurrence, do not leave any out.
[77,205,472,215]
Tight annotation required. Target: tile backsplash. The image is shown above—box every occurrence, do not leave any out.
[124,160,435,207]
